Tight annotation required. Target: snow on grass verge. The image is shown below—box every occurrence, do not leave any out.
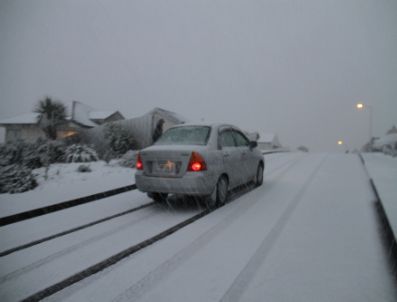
[0,161,136,218]
[362,153,397,240]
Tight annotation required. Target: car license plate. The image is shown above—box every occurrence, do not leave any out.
[155,160,177,174]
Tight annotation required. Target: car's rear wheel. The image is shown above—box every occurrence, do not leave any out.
[206,176,228,208]
[148,192,168,202]
[255,163,264,187]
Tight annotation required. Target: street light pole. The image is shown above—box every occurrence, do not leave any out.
[337,140,349,152]
[356,102,373,141]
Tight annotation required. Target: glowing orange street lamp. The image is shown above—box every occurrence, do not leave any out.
[356,103,364,110]
[337,140,349,152]
[356,102,373,140]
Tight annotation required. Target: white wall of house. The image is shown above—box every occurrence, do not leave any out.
[0,128,5,143]
[5,125,46,143]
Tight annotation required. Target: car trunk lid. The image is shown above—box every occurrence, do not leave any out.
[140,145,207,178]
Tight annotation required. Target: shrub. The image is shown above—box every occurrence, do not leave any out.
[0,164,38,193]
[0,139,67,169]
[65,144,99,163]
[77,164,92,173]
[104,123,137,157]
[0,142,22,167]
[118,150,137,168]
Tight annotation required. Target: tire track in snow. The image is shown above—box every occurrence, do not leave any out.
[0,202,155,257]
[0,206,162,284]
[0,184,137,227]
[219,155,328,302]
[110,156,304,302]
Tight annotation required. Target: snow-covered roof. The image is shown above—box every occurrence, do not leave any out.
[0,113,40,125]
[150,107,188,124]
[258,133,277,143]
[0,101,121,128]
[72,101,98,127]
[89,111,118,120]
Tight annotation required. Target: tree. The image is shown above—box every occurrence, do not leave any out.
[104,123,137,157]
[34,97,67,140]
[386,125,397,135]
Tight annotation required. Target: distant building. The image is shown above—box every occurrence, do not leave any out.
[386,125,397,135]
[0,101,124,143]
[257,133,282,150]
[373,133,397,156]
[84,107,188,149]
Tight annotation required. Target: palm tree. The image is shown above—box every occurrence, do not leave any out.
[34,97,67,140]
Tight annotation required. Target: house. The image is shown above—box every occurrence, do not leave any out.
[373,133,397,156]
[84,107,188,149]
[0,101,124,143]
[256,133,282,150]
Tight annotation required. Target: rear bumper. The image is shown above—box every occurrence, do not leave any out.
[135,171,217,195]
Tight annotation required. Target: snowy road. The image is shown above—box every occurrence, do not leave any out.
[0,153,396,301]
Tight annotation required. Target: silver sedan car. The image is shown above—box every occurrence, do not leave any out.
[135,123,264,207]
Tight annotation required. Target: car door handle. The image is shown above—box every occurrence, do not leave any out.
[223,153,230,158]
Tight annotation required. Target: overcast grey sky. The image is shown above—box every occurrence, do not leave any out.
[0,0,396,151]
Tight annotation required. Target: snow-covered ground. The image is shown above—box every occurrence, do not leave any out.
[0,161,136,218]
[0,153,396,301]
[362,153,397,240]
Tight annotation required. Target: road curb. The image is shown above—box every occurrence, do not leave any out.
[0,184,136,227]
[357,153,397,263]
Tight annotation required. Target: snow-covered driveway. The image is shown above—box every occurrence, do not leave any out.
[0,153,396,301]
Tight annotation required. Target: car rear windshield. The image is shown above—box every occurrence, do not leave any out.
[155,126,211,145]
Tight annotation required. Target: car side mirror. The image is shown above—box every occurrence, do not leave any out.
[249,141,258,150]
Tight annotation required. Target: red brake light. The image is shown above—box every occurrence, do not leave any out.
[136,153,143,170]
[188,152,207,172]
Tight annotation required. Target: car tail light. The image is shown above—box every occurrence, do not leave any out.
[188,152,207,172]
[136,153,143,170]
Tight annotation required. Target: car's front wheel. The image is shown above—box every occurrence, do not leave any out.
[255,163,264,187]
[148,192,168,202]
[206,176,229,209]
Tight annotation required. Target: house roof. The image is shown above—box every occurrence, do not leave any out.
[89,111,119,120]
[150,107,188,124]
[259,133,278,143]
[0,113,40,125]
[72,101,98,127]
[0,101,121,128]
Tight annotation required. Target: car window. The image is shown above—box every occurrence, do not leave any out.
[219,130,236,148]
[155,126,211,145]
[233,131,250,147]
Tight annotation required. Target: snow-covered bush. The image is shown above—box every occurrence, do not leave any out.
[65,144,99,163]
[0,140,67,169]
[118,150,137,168]
[0,142,23,167]
[0,164,38,193]
[382,144,397,157]
[40,140,66,163]
[104,123,137,157]
[77,164,92,173]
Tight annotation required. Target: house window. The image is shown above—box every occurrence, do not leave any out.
[8,129,21,141]
[58,130,77,138]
